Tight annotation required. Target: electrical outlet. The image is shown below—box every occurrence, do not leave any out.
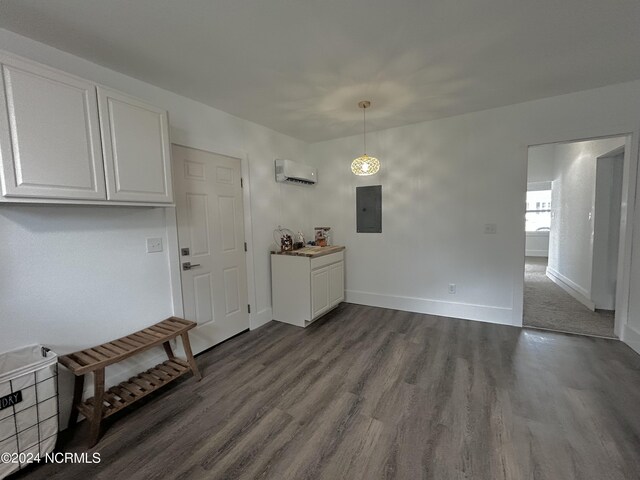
[146,237,163,253]
[448,283,456,294]
[484,223,497,234]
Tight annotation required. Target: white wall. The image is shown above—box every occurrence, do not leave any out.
[527,144,555,183]
[308,80,640,335]
[526,144,555,257]
[626,140,640,351]
[592,151,624,310]
[525,232,549,257]
[0,29,311,423]
[547,137,626,308]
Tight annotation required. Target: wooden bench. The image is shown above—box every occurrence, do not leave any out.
[58,317,202,447]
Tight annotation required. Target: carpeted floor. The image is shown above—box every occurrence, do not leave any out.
[523,257,616,338]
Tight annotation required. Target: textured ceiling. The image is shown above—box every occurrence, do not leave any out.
[0,0,639,142]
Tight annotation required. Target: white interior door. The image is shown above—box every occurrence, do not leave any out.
[173,144,249,354]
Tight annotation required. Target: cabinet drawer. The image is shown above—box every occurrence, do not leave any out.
[310,251,344,270]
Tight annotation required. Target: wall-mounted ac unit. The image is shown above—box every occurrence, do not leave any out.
[275,159,317,185]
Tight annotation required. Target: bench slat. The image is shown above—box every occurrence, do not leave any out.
[140,373,161,386]
[132,332,157,343]
[149,325,176,336]
[86,348,109,361]
[111,386,136,402]
[104,342,127,355]
[120,337,145,349]
[93,345,117,359]
[111,339,136,352]
[80,360,192,420]
[158,364,180,377]
[72,352,96,366]
[59,354,83,372]
[120,382,144,397]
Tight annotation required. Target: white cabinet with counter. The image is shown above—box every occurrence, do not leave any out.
[0,51,173,205]
[272,247,345,327]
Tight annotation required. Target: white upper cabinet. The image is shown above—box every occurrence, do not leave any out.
[0,54,106,200]
[98,87,173,203]
[0,52,174,205]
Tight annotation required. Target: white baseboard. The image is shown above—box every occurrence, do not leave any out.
[623,324,640,355]
[546,266,595,311]
[251,307,273,330]
[525,250,548,257]
[345,290,516,326]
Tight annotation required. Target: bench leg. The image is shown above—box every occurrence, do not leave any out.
[68,374,85,429]
[88,367,105,448]
[163,341,175,359]
[181,332,201,381]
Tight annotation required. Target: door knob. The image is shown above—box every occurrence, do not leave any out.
[182,262,201,271]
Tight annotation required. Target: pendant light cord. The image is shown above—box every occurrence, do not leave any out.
[363,105,366,155]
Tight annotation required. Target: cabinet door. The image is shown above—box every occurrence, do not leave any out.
[329,261,345,307]
[98,87,173,203]
[311,266,330,319]
[0,55,106,199]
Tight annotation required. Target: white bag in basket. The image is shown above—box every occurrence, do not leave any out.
[0,345,58,479]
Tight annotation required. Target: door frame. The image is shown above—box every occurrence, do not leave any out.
[165,142,259,330]
[517,130,638,341]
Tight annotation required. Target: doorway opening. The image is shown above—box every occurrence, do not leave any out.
[523,135,629,338]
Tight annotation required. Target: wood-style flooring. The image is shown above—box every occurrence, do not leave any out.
[15,303,640,480]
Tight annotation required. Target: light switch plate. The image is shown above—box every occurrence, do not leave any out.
[146,237,163,253]
[484,223,497,234]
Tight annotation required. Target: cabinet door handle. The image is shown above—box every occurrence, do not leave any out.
[182,262,201,271]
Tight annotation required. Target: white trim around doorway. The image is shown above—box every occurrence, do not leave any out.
[515,129,640,346]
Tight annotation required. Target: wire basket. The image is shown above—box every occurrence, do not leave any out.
[0,345,58,478]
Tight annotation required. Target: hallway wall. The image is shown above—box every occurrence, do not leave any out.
[592,151,624,310]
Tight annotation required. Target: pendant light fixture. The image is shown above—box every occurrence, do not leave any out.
[351,100,380,176]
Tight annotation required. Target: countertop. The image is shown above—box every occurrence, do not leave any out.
[273,245,345,258]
